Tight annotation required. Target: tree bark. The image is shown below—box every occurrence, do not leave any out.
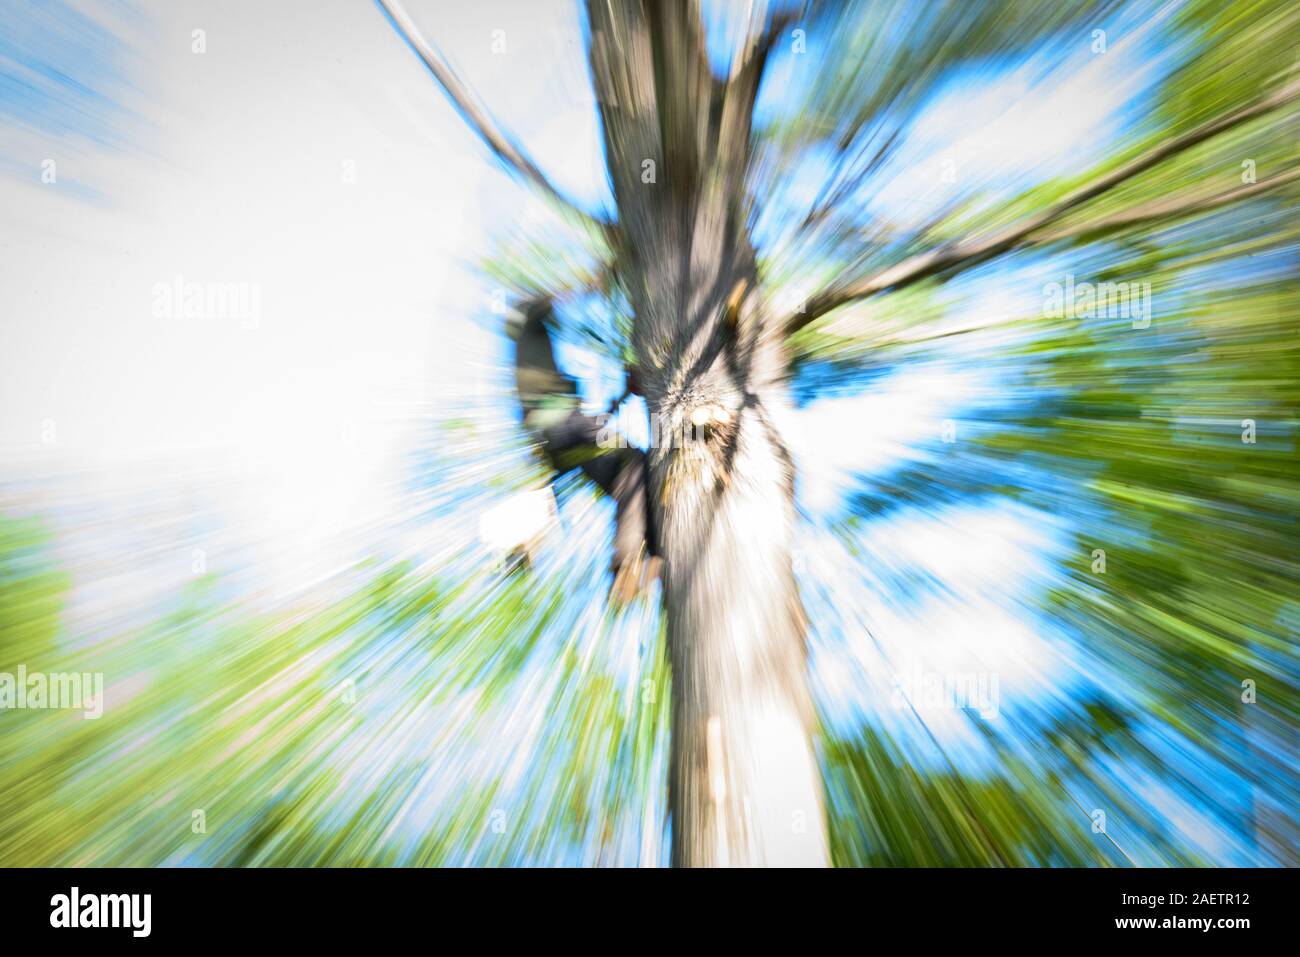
[587,0,829,866]
[656,388,829,867]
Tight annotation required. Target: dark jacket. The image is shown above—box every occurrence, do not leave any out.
[512,302,578,420]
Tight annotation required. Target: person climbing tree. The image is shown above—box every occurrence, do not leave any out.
[509,295,661,601]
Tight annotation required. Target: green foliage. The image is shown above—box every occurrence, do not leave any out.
[0,526,669,865]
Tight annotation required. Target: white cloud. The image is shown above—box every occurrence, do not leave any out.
[780,363,984,515]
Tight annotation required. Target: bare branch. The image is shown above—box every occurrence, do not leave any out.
[714,5,796,215]
[799,127,900,233]
[789,169,1300,361]
[789,77,1300,334]
[727,3,798,95]
[1033,166,1300,243]
[376,0,614,235]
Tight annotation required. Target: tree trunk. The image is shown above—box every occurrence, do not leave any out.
[654,389,829,866]
[587,0,830,866]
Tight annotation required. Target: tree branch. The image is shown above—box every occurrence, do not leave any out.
[726,4,798,97]
[714,5,795,215]
[788,168,1300,361]
[646,0,713,194]
[1034,165,1300,243]
[788,77,1300,334]
[376,0,614,236]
